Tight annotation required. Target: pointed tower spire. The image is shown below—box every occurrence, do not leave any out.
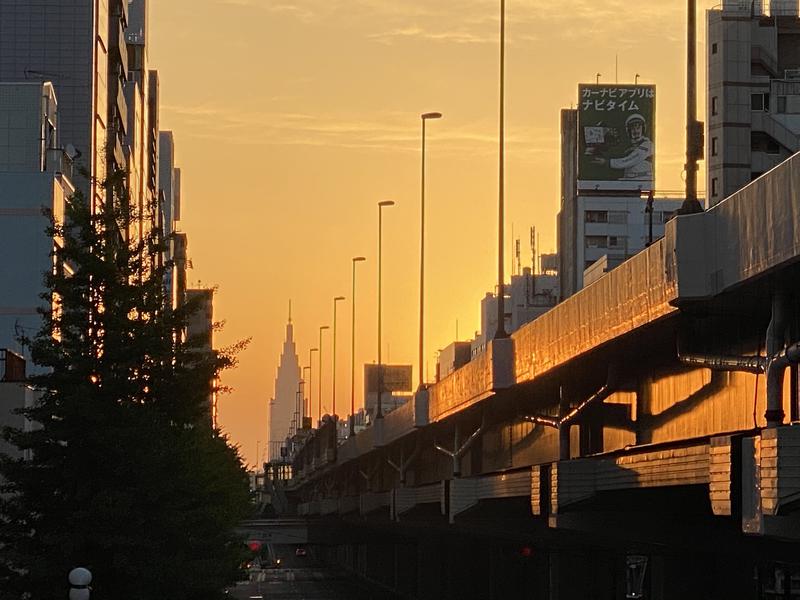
[270,301,301,461]
[286,299,294,342]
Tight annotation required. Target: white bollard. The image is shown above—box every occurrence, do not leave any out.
[68,567,92,600]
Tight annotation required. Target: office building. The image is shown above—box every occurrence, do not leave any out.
[125,0,160,247]
[0,350,36,461]
[158,131,185,304]
[0,82,72,366]
[558,85,687,299]
[269,311,301,461]
[0,0,130,211]
[186,288,216,427]
[707,0,800,205]
[470,269,560,358]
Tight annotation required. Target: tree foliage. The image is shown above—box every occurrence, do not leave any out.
[0,176,252,599]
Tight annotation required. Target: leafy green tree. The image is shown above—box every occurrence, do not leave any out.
[0,176,252,599]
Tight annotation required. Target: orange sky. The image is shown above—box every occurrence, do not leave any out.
[148,0,718,467]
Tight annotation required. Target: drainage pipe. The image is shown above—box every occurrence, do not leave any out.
[766,291,790,427]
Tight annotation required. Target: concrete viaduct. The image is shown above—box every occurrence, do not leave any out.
[266,154,800,598]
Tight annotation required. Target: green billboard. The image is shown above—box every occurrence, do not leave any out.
[578,84,655,192]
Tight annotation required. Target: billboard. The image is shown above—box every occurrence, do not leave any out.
[364,364,413,395]
[578,84,655,192]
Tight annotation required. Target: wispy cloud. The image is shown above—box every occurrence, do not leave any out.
[213,0,683,47]
[368,26,495,45]
[161,102,553,158]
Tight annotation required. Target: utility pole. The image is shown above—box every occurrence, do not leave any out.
[679,0,704,215]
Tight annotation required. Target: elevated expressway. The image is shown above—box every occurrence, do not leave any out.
[288,154,800,559]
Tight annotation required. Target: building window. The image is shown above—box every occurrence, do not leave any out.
[711,137,718,157]
[608,211,628,224]
[585,210,608,223]
[712,42,718,54]
[751,131,782,155]
[608,236,626,249]
[751,93,770,112]
[778,96,787,113]
[712,177,719,197]
[585,235,607,249]
[712,96,718,116]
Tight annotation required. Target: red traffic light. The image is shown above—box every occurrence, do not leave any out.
[247,540,262,553]
[519,546,533,558]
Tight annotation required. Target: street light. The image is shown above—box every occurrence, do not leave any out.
[419,111,443,390]
[302,365,311,425]
[332,296,346,430]
[351,256,366,437]
[308,349,318,425]
[377,200,395,420]
[495,0,508,340]
[318,325,330,426]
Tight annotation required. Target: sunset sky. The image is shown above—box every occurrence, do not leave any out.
[147,0,718,467]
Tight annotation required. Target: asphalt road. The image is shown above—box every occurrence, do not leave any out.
[227,545,395,600]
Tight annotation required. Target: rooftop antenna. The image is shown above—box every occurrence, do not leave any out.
[288,299,292,323]
[515,239,521,276]
[635,73,640,85]
[530,226,536,274]
[537,231,541,274]
[510,222,515,276]
[596,72,601,84]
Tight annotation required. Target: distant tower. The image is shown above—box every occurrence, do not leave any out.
[269,302,300,461]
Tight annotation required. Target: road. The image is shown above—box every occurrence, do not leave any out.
[227,545,396,600]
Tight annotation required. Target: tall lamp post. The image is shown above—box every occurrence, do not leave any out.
[308,349,318,426]
[377,200,395,420]
[318,325,330,426]
[419,111,442,390]
[302,365,311,426]
[495,0,508,340]
[332,296,346,430]
[350,256,366,436]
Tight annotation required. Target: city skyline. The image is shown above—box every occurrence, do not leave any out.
[146,0,721,466]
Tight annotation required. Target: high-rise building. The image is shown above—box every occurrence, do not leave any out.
[0,0,130,212]
[186,288,216,427]
[158,130,185,305]
[558,109,580,299]
[0,82,73,365]
[557,87,685,300]
[470,269,560,358]
[270,310,301,461]
[125,0,160,247]
[706,0,800,205]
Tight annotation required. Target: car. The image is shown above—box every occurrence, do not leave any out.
[295,546,307,557]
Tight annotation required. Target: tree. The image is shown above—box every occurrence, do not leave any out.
[0,175,252,599]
